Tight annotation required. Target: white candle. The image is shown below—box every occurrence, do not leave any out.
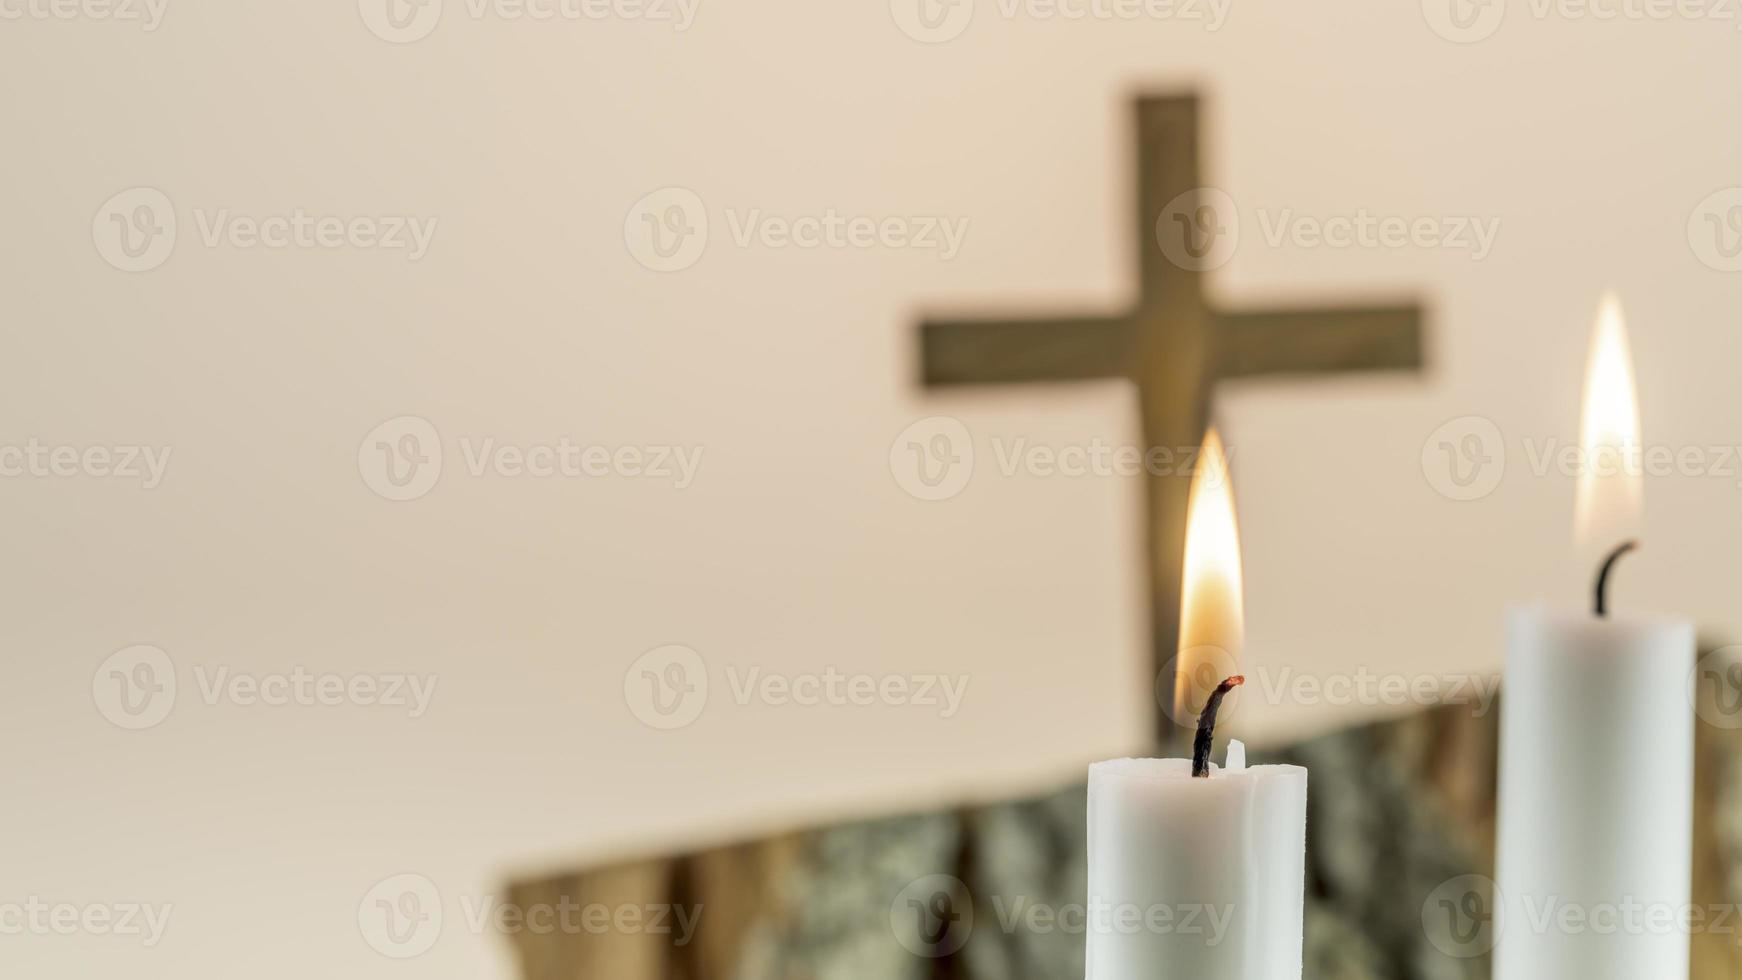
[1087,749,1307,979]
[1087,428,1309,980]
[1494,294,1695,980]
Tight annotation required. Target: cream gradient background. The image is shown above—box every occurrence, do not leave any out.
[5,1,1742,977]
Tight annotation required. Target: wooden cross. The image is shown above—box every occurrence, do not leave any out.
[919,95,1425,747]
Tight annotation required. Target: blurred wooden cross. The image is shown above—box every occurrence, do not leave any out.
[919,95,1425,746]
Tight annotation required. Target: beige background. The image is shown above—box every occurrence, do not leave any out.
[7,1,1742,977]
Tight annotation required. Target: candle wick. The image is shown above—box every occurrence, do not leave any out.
[1593,539,1639,618]
[1192,675,1245,778]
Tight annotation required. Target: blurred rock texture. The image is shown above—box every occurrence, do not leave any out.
[511,697,1742,979]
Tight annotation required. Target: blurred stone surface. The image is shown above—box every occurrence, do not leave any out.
[510,697,1742,979]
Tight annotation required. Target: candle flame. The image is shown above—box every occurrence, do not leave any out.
[1175,427,1244,725]
[1573,291,1643,555]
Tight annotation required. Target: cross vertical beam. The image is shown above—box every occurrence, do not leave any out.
[916,93,1426,747]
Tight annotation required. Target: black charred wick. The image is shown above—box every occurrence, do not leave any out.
[1192,675,1245,778]
[1594,540,1638,618]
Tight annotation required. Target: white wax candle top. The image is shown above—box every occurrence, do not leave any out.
[1086,755,1308,979]
[1495,603,1694,980]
